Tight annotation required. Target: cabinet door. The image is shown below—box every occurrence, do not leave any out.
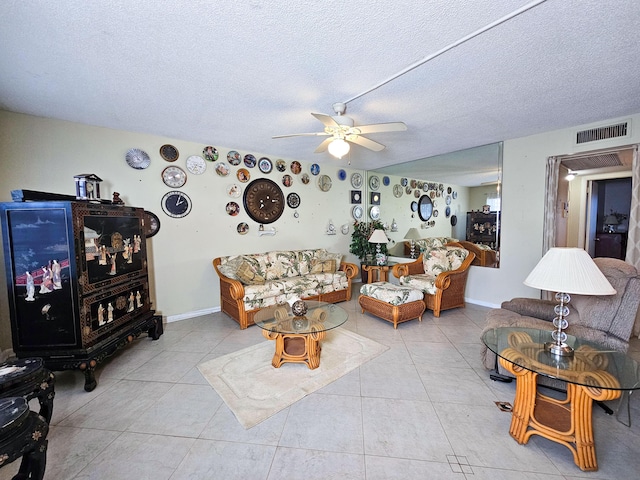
[594,233,624,259]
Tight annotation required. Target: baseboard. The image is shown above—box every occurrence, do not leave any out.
[165,306,221,323]
[465,298,501,309]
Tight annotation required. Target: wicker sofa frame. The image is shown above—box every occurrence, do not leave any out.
[212,257,358,329]
[390,242,475,317]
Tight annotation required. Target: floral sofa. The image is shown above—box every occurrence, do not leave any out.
[391,242,475,317]
[213,249,358,329]
[402,236,458,257]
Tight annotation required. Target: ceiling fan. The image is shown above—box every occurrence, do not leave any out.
[272,103,407,158]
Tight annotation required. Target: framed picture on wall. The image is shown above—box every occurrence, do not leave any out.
[370,191,381,205]
[350,190,362,204]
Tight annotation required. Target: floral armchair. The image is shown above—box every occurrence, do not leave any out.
[391,242,475,317]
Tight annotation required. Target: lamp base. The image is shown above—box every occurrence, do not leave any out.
[544,341,574,357]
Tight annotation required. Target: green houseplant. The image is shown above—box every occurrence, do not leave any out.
[349,220,388,282]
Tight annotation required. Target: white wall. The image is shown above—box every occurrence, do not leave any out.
[1,110,639,349]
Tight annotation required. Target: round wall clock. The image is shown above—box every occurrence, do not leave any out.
[162,166,187,188]
[186,155,206,175]
[143,210,161,238]
[287,192,301,208]
[125,148,151,170]
[160,144,179,162]
[161,191,192,218]
[243,178,285,224]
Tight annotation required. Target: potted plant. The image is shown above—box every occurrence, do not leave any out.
[349,220,388,282]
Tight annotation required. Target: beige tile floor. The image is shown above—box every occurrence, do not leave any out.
[2,292,639,479]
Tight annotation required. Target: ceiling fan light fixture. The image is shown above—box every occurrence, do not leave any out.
[328,138,350,159]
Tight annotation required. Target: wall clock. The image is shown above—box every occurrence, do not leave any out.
[243,178,285,224]
[161,191,192,218]
[160,144,179,162]
[186,155,206,175]
[143,210,161,238]
[162,166,187,188]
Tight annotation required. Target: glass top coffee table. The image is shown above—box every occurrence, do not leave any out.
[254,301,348,369]
[482,327,640,471]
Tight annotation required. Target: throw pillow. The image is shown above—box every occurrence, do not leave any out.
[318,250,343,266]
[236,260,266,285]
[310,259,336,273]
[217,255,244,279]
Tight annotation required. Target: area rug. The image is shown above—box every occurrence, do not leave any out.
[197,328,388,429]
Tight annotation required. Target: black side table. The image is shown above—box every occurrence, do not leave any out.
[0,397,49,479]
[0,358,55,423]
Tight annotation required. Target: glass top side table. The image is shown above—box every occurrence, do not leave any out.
[482,327,640,472]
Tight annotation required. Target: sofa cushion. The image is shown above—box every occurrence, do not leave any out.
[399,274,438,295]
[217,255,244,280]
[413,237,458,252]
[360,282,423,306]
[236,260,266,285]
[310,259,336,273]
[422,246,468,274]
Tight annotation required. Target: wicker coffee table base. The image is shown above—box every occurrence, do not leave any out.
[358,295,425,329]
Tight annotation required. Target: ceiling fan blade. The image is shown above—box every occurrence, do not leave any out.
[352,122,407,134]
[311,112,341,127]
[314,137,333,153]
[348,135,386,152]
[272,132,330,139]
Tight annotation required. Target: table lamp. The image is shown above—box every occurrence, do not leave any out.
[368,229,389,265]
[523,248,616,357]
[603,214,619,233]
[404,228,422,259]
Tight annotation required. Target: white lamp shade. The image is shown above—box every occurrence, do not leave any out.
[524,248,616,295]
[604,215,619,225]
[327,138,350,159]
[368,229,388,244]
[404,228,421,240]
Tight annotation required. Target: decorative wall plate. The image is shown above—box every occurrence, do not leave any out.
[445,206,451,217]
[447,186,452,194]
[237,222,249,235]
[301,173,310,184]
[414,190,420,198]
[350,172,363,189]
[258,157,273,173]
[215,162,230,176]
[401,178,408,187]
[287,192,300,208]
[227,150,242,165]
[161,166,187,188]
[282,174,292,187]
[186,155,206,175]
[341,223,350,235]
[125,148,151,169]
[311,164,320,175]
[411,201,418,212]
[237,168,250,183]
[226,201,240,216]
[393,184,403,198]
[446,195,452,205]
[452,191,458,199]
[160,144,179,162]
[243,154,257,168]
[369,175,380,191]
[433,209,439,217]
[410,179,417,189]
[227,184,241,198]
[276,159,286,172]
[369,205,381,220]
[290,161,302,174]
[318,174,332,192]
[406,186,412,195]
[451,214,458,226]
[338,169,347,181]
[383,176,390,186]
[203,146,219,162]
[352,205,363,220]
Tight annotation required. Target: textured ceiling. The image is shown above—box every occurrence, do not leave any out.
[1,1,639,183]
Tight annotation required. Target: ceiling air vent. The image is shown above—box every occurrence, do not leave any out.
[575,121,628,144]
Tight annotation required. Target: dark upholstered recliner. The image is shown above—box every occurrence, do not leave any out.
[481,257,640,373]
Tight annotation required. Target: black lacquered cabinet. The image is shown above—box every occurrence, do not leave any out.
[466,211,499,248]
[1,201,162,391]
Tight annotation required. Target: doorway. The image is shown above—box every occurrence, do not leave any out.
[586,177,632,259]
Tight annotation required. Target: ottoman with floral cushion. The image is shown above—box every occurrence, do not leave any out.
[358,282,426,329]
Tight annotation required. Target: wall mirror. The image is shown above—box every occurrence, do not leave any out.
[370,142,503,268]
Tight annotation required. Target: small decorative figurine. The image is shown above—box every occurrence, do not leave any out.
[112,192,124,205]
[291,299,308,317]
